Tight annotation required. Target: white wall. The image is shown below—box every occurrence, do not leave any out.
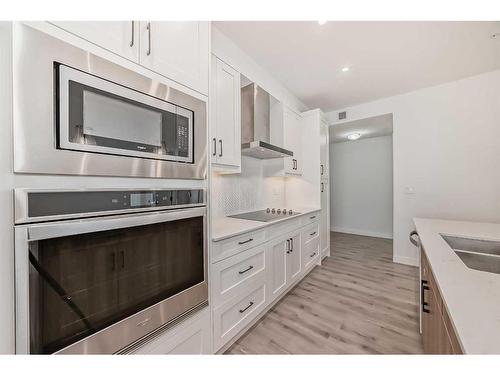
[0,22,15,354]
[326,69,500,266]
[211,157,286,219]
[330,136,393,239]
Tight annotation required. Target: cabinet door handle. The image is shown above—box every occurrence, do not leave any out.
[238,265,254,275]
[421,280,430,313]
[130,21,135,47]
[146,22,152,56]
[238,238,253,245]
[212,138,217,156]
[219,139,223,157]
[310,215,316,220]
[310,252,317,258]
[290,238,293,252]
[239,301,254,313]
[321,182,324,192]
[286,239,290,254]
[320,164,324,175]
[310,231,317,236]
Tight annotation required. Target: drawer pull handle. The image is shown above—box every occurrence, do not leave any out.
[310,252,317,258]
[238,238,253,245]
[310,231,317,236]
[238,265,254,275]
[310,215,316,219]
[239,301,254,314]
[421,280,430,314]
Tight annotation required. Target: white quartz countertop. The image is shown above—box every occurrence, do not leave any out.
[413,218,500,354]
[212,207,321,242]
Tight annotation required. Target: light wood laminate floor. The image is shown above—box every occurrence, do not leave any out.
[227,232,423,354]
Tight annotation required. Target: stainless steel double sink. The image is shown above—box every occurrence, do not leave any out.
[441,235,500,274]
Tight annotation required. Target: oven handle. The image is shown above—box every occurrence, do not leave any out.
[27,206,206,241]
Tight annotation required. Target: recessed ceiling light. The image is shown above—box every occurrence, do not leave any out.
[347,132,361,141]
[318,20,327,25]
[341,66,350,72]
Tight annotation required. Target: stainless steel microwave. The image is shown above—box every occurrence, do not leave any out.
[12,24,207,179]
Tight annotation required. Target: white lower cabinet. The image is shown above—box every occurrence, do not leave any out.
[212,243,267,307]
[213,282,267,351]
[133,307,211,354]
[210,211,321,352]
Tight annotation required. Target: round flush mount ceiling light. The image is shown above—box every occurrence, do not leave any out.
[318,20,327,25]
[341,66,350,72]
[347,132,361,141]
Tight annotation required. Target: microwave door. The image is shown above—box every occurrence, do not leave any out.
[82,90,163,149]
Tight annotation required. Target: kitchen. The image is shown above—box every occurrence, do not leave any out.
[1,3,500,370]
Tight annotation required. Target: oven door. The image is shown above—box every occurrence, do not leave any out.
[15,207,207,354]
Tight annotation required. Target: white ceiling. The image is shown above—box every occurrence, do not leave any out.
[330,113,393,143]
[214,21,500,111]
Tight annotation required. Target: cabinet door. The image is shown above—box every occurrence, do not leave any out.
[139,21,209,95]
[269,237,288,300]
[284,108,302,175]
[211,56,241,168]
[287,233,302,284]
[50,21,139,62]
[320,119,329,180]
[320,180,330,258]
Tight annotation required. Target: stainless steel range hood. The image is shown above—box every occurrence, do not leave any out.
[241,83,293,159]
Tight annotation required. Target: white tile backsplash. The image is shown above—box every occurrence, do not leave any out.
[211,156,286,219]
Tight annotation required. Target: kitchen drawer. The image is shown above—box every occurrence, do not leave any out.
[301,211,320,226]
[213,282,266,351]
[302,235,320,271]
[133,307,211,354]
[264,217,301,240]
[212,229,266,263]
[301,222,319,245]
[211,243,267,307]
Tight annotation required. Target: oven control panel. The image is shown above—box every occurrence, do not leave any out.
[25,189,205,220]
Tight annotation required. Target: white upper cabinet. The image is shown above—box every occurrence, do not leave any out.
[50,21,209,95]
[210,55,241,170]
[139,21,209,95]
[283,107,303,175]
[50,21,140,62]
[320,117,329,180]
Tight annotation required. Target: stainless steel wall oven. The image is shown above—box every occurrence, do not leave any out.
[14,188,208,354]
[13,23,207,179]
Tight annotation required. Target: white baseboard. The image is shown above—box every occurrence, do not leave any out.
[330,226,393,240]
[393,255,419,267]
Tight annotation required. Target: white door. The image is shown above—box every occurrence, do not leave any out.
[284,108,302,175]
[50,21,139,62]
[211,56,241,167]
[287,233,302,284]
[320,119,329,180]
[139,21,209,95]
[268,237,287,301]
[320,180,330,258]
